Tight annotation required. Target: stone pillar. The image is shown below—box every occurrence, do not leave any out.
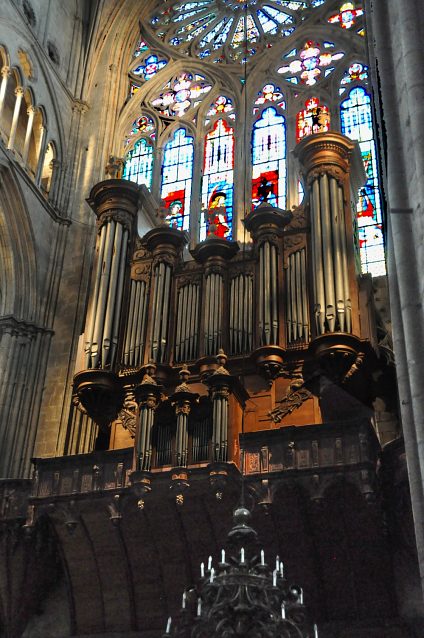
[141,224,187,364]
[134,362,162,471]
[83,180,140,370]
[0,66,11,122]
[205,351,234,463]
[22,105,35,164]
[294,132,366,337]
[191,236,239,357]
[7,86,24,151]
[170,365,198,467]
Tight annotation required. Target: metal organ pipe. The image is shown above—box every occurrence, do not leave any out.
[204,272,223,356]
[319,173,336,332]
[330,177,346,332]
[294,133,365,337]
[150,261,172,363]
[311,179,325,335]
[258,241,279,346]
[286,248,309,345]
[337,183,352,332]
[84,222,107,368]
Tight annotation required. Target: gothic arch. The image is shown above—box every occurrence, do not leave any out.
[0,163,37,322]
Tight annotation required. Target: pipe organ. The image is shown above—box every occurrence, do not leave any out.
[72,132,373,476]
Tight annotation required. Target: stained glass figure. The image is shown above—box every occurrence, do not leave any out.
[278,40,344,85]
[328,2,363,29]
[123,138,154,188]
[296,97,330,142]
[161,128,194,231]
[340,87,385,275]
[149,0,299,64]
[125,114,155,147]
[132,54,168,81]
[151,72,212,117]
[252,107,286,209]
[254,84,286,110]
[201,119,234,240]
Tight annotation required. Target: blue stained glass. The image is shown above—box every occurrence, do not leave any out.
[133,54,167,81]
[201,119,235,240]
[251,107,287,209]
[161,128,194,231]
[123,138,154,188]
[340,87,385,276]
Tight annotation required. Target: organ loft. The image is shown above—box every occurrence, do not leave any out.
[0,0,423,636]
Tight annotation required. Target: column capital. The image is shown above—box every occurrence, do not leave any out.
[26,105,36,116]
[14,86,24,97]
[1,65,11,79]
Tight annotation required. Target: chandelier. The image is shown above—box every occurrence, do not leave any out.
[163,506,319,638]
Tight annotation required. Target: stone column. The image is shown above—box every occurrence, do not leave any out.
[22,105,35,164]
[294,132,366,337]
[83,180,140,370]
[170,365,198,467]
[0,66,11,122]
[141,224,187,364]
[191,236,239,357]
[7,86,24,151]
[134,362,162,471]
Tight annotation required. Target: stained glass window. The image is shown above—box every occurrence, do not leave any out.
[339,62,368,94]
[201,119,234,240]
[254,84,286,110]
[161,128,194,231]
[149,0,301,64]
[278,40,344,85]
[132,54,168,81]
[206,95,235,118]
[328,2,363,29]
[123,138,154,188]
[133,39,149,58]
[125,114,155,147]
[340,87,385,276]
[296,97,330,142]
[151,72,212,117]
[252,107,286,209]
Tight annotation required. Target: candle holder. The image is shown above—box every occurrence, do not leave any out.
[163,506,318,637]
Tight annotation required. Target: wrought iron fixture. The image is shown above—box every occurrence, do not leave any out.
[162,506,319,638]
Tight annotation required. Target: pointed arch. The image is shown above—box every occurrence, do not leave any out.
[251,106,287,208]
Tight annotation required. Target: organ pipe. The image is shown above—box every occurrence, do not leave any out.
[229,274,253,355]
[286,248,309,344]
[150,261,172,363]
[175,283,200,362]
[83,180,139,371]
[170,365,198,467]
[135,362,162,471]
[294,132,366,337]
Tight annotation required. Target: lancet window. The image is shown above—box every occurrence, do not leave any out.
[340,86,384,275]
[252,107,287,209]
[161,128,194,231]
[201,118,235,240]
